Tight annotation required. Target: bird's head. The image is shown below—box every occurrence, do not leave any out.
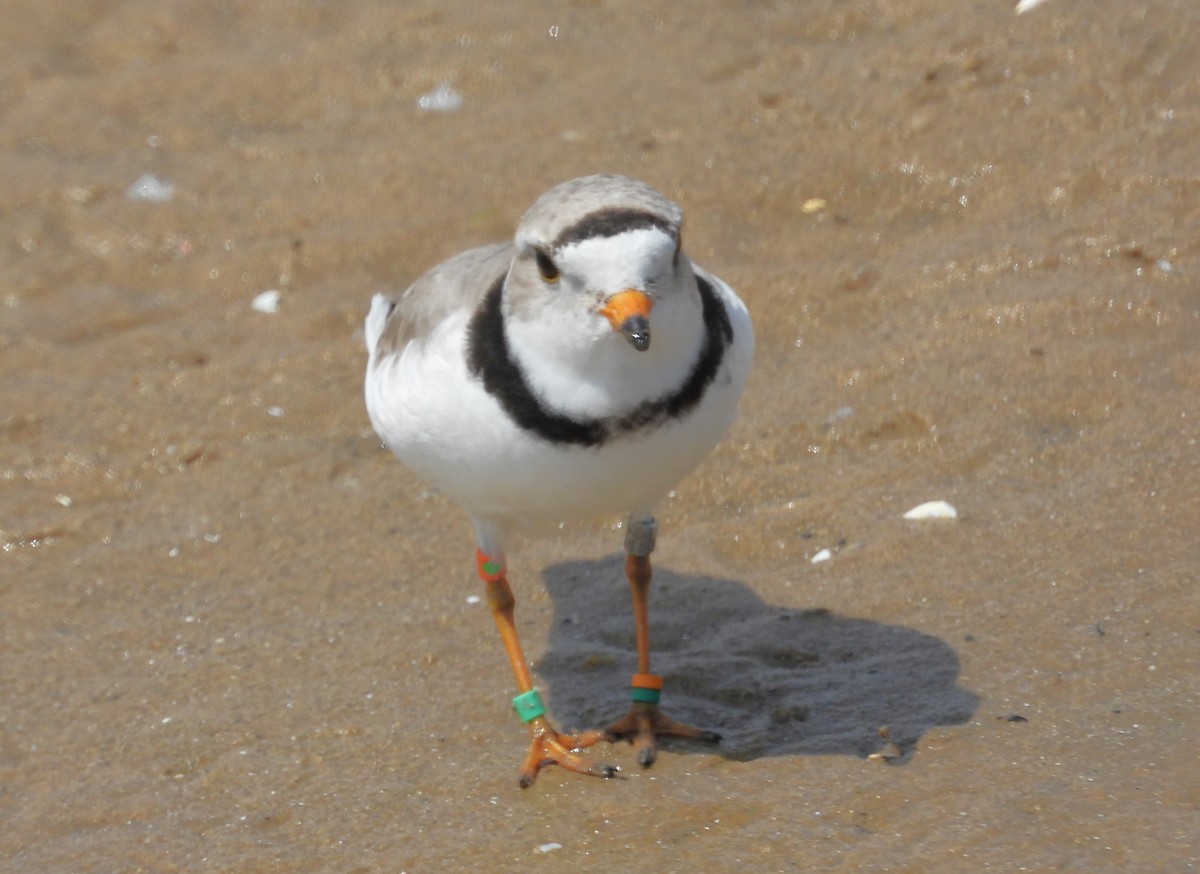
[506,175,690,355]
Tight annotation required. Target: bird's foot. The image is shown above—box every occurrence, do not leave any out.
[518,718,617,788]
[603,702,721,768]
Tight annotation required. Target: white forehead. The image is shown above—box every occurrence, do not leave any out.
[556,227,676,290]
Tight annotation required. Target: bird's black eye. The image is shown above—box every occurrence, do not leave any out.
[534,249,560,283]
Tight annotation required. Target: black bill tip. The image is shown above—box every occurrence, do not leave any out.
[621,315,651,352]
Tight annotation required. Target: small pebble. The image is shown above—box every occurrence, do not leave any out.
[417,83,464,112]
[811,548,833,564]
[125,173,175,203]
[903,500,958,520]
[535,842,562,854]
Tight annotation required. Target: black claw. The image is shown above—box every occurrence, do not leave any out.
[518,774,535,790]
[601,764,621,778]
[638,747,657,768]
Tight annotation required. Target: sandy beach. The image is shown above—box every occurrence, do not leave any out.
[3,1,1197,869]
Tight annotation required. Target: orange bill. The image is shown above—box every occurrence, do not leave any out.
[600,289,654,331]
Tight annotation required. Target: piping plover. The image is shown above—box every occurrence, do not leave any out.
[364,174,753,787]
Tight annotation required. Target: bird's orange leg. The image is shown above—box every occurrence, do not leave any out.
[477,549,615,788]
[602,519,721,767]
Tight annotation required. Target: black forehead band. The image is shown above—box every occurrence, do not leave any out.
[551,208,677,251]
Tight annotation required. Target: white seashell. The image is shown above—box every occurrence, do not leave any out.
[252,289,282,314]
[903,500,958,520]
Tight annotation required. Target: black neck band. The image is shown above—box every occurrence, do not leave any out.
[466,273,733,447]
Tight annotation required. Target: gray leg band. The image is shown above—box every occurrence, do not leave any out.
[624,516,658,557]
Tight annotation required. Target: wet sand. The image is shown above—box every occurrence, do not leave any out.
[3,1,1198,870]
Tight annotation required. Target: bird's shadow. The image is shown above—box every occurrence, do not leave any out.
[534,557,979,762]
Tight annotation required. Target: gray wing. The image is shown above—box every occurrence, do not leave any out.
[366,242,513,360]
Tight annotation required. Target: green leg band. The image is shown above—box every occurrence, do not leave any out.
[512,689,547,723]
[631,687,662,704]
